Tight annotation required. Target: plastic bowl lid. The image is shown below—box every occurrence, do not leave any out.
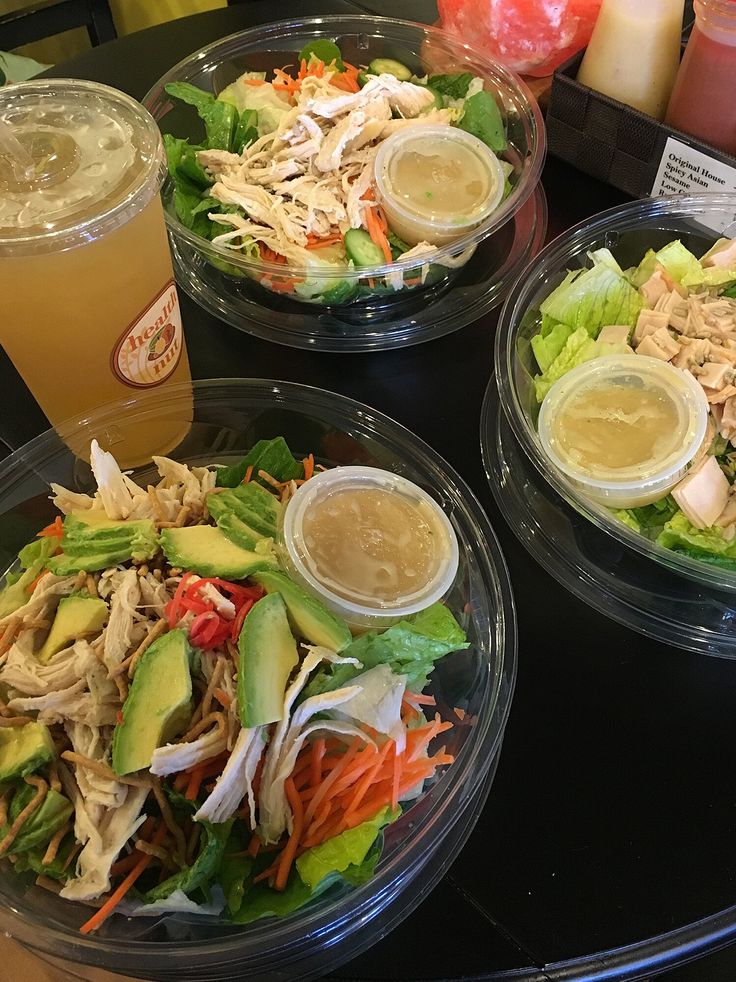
[537,354,708,495]
[282,465,460,619]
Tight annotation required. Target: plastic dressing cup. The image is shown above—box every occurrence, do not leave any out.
[0,79,191,466]
[374,125,505,246]
[282,465,460,629]
[537,355,709,509]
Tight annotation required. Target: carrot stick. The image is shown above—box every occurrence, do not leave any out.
[275,778,303,891]
[247,833,261,858]
[243,78,266,86]
[214,687,232,709]
[79,823,167,935]
[303,740,361,827]
[173,772,189,792]
[109,852,141,877]
[185,765,206,801]
[343,740,393,821]
[391,743,401,811]
[38,516,63,538]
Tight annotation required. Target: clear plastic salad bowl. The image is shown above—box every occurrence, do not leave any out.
[494,192,736,592]
[142,16,545,346]
[0,379,516,982]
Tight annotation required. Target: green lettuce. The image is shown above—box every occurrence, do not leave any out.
[215,437,304,488]
[682,265,736,290]
[164,82,237,152]
[531,320,574,373]
[653,240,701,285]
[539,262,643,338]
[217,77,290,138]
[304,602,468,699]
[296,806,398,890]
[657,512,736,568]
[533,328,599,402]
[230,839,382,924]
[143,820,232,904]
[1,786,73,855]
[427,72,474,99]
[298,39,344,71]
[613,496,679,537]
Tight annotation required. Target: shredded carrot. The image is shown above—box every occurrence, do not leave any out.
[275,778,303,890]
[259,244,287,264]
[364,204,392,264]
[185,764,206,802]
[243,78,266,86]
[302,453,315,482]
[310,736,326,786]
[79,823,167,935]
[268,277,301,293]
[305,233,343,249]
[109,852,141,877]
[405,692,437,708]
[247,833,261,858]
[391,743,401,811]
[214,687,232,709]
[303,740,362,828]
[454,706,466,721]
[38,516,63,538]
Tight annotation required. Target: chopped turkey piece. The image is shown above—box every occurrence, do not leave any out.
[672,337,712,371]
[692,416,717,470]
[696,362,733,390]
[715,492,736,527]
[721,394,736,442]
[639,270,669,307]
[633,309,670,345]
[598,324,631,345]
[672,456,730,529]
[635,327,680,361]
[705,383,736,405]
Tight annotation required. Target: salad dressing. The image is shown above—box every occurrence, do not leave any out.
[302,486,442,604]
[553,383,682,473]
[388,139,491,221]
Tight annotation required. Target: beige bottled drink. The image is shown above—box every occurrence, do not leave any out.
[577,0,685,119]
[0,79,192,466]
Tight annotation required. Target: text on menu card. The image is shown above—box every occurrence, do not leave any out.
[651,137,736,233]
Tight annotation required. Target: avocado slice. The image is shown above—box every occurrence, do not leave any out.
[48,512,159,575]
[237,593,298,728]
[208,483,281,550]
[0,721,55,782]
[250,570,351,652]
[111,628,193,776]
[160,525,276,579]
[37,595,108,664]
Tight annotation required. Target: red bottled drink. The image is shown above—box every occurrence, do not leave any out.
[665,0,736,154]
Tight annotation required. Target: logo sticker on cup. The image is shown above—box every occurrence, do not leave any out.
[111,280,184,388]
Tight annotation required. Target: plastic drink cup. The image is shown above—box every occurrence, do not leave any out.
[0,79,191,465]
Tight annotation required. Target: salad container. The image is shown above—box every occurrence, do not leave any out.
[0,379,516,981]
[493,192,736,593]
[142,16,545,350]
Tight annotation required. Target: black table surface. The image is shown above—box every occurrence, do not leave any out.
[5,3,736,980]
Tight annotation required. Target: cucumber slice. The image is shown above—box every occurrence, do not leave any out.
[345,229,384,268]
[367,58,412,81]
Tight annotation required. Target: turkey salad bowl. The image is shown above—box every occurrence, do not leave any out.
[142,16,544,319]
[495,192,736,593]
[0,379,515,981]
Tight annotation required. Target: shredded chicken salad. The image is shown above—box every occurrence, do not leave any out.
[529,234,736,569]
[0,436,468,932]
[163,38,513,302]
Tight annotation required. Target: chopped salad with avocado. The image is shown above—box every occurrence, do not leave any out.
[163,37,512,302]
[529,234,736,570]
[0,438,467,932]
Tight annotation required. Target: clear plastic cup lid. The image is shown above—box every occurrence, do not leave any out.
[0,79,165,255]
[282,465,460,618]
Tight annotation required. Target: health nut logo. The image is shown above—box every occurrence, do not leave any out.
[111,280,184,388]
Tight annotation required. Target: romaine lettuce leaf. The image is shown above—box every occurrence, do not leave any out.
[1,786,73,854]
[142,820,232,904]
[539,262,643,338]
[217,78,290,137]
[656,511,736,567]
[653,240,701,285]
[533,328,599,402]
[304,602,468,699]
[427,72,474,99]
[215,437,304,488]
[295,805,398,890]
[164,82,237,152]
[531,320,574,373]
[613,496,679,536]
